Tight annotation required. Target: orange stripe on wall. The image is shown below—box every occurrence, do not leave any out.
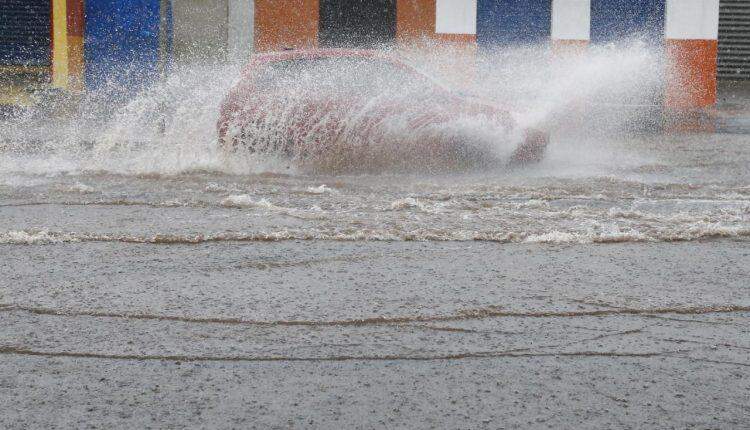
[434,33,476,44]
[665,39,718,109]
[551,39,588,55]
[397,0,435,42]
[255,0,319,52]
[67,35,84,90]
[66,0,84,90]
[66,0,84,36]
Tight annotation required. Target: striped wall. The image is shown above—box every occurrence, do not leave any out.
[21,0,726,112]
[254,0,478,50]
[235,0,723,110]
[251,1,722,51]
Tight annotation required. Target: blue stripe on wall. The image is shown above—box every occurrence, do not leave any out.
[477,0,552,47]
[164,0,174,74]
[84,0,166,89]
[590,0,665,44]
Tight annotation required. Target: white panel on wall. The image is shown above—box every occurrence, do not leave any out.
[665,0,719,40]
[228,0,254,62]
[551,0,591,40]
[435,0,477,35]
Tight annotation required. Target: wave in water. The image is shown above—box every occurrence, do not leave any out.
[2,223,748,246]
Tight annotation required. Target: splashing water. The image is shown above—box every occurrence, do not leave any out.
[6,41,746,246]
[1,41,665,177]
[1,63,244,176]
[474,40,664,130]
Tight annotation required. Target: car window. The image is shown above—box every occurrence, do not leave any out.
[252,57,435,98]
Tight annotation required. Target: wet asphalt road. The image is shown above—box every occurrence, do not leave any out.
[2,240,749,429]
[2,79,750,429]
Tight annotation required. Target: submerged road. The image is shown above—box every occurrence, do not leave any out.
[2,81,750,428]
[1,241,749,429]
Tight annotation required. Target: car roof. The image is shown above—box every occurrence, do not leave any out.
[249,49,387,64]
[238,48,449,93]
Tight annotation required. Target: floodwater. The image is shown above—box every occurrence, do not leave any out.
[1,43,747,246]
[1,131,749,245]
[1,45,749,429]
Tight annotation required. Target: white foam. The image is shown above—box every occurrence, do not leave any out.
[67,183,96,194]
[390,197,429,212]
[220,195,277,209]
[0,224,748,246]
[515,199,549,209]
[608,207,648,219]
[680,222,750,241]
[306,185,338,195]
[524,231,580,244]
[205,183,233,193]
[593,229,649,243]
[0,230,77,245]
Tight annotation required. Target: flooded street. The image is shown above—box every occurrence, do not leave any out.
[2,128,750,428]
[2,131,750,244]
[2,53,750,427]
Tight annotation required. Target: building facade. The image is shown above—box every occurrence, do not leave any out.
[0,0,747,109]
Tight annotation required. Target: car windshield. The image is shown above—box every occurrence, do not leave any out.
[252,56,439,98]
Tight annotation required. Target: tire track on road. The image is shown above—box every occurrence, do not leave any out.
[1,303,747,327]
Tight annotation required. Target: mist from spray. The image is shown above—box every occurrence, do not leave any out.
[0,40,665,178]
[474,41,664,128]
[1,63,244,176]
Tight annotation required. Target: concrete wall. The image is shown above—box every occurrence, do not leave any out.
[229,0,255,62]
[172,0,254,64]
[173,0,229,64]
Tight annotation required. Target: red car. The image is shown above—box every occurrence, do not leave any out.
[218,49,547,172]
